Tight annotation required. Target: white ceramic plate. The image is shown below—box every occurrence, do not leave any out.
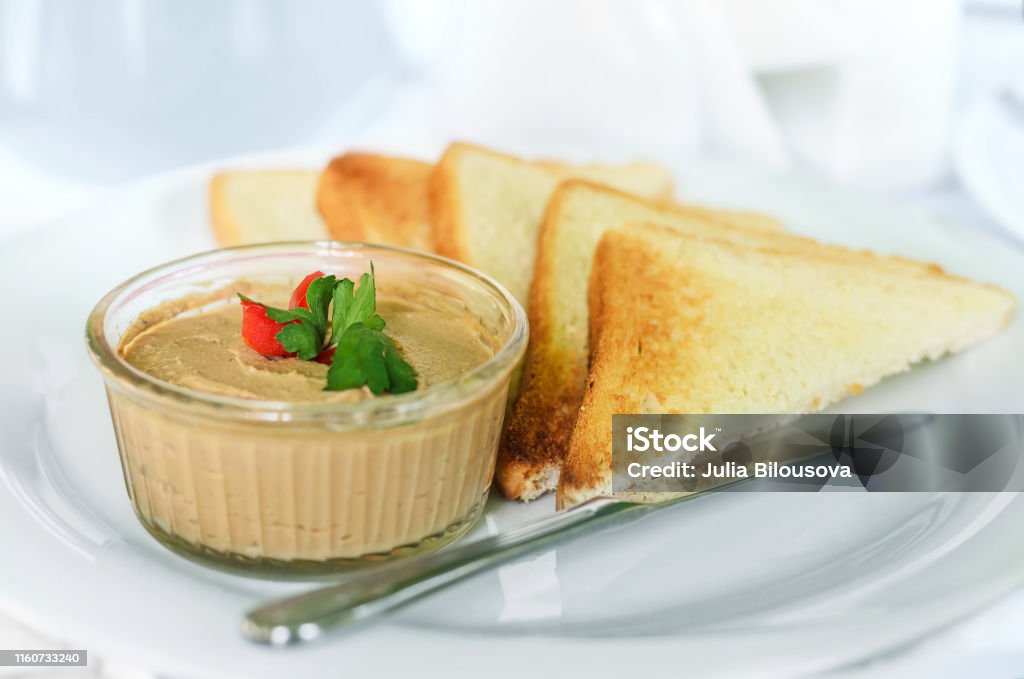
[2,149,1023,679]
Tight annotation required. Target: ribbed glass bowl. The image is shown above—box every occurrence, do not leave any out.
[86,242,527,577]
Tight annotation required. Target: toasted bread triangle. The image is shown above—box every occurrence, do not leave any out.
[500,180,971,501]
[556,224,1014,508]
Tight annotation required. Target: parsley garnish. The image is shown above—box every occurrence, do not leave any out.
[238,265,417,395]
[332,266,386,338]
[326,323,417,394]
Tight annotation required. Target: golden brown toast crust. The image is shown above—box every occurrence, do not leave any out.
[496,181,784,501]
[429,143,484,263]
[497,356,584,500]
[556,224,1014,508]
[317,153,434,252]
[209,172,240,246]
[557,229,665,505]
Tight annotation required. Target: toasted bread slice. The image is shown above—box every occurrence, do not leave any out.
[429,143,676,303]
[210,170,326,246]
[535,159,675,201]
[317,153,435,252]
[556,224,1014,508]
[499,181,964,501]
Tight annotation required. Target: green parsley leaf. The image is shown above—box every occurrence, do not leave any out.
[331,277,355,342]
[351,268,377,326]
[330,264,386,344]
[266,306,316,326]
[325,322,417,395]
[326,324,389,393]
[304,274,336,338]
[382,335,417,393]
[276,322,321,360]
[237,293,316,326]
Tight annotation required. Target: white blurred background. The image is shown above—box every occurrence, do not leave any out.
[0,1,1022,677]
[0,0,1022,243]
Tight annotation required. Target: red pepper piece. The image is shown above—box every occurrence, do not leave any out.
[240,300,290,357]
[289,270,326,310]
[312,346,336,365]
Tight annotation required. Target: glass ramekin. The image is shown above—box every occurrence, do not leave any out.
[86,242,527,577]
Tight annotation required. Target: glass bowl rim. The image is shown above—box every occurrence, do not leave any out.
[86,240,528,426]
